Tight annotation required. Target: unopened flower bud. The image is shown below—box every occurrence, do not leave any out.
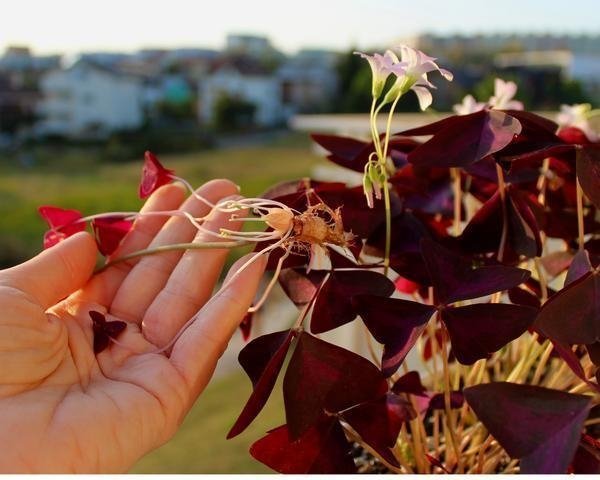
[263,208,294,233]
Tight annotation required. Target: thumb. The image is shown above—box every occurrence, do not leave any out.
[1,232,98,309]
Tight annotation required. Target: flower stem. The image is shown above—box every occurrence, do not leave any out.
[451,168,462,236]
[96,240,251,273]
[576,177,585,251]
[495,163,508,263]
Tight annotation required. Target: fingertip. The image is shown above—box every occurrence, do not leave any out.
[197,179,239,199]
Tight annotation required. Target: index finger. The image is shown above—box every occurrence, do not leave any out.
[169,253,267,396]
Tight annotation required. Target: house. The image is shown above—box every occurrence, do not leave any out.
[36,59,148,139]
[198,56,283,127]
[277,49,339,116]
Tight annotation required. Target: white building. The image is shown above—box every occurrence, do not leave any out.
[198,57,283,127]
[277,49,339,116]
[36,59,147,139]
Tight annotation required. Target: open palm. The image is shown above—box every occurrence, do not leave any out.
[0,180,265,473]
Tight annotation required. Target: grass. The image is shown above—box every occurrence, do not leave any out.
[0,133,323,267]
[130,371,285,473]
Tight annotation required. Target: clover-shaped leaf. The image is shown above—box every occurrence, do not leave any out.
[421,237,531,305]
[89,311,126,354]
[535,257,600,345]
[228,330,296,438]
[38,205,86,249]
[341,393,414,467]
[283,332,388,439]
[250,416,356,474]
[465,382,591,473]
[91,215,133,256]
[311,270,395,334]
[353,294,435,376]
[139,150,175,199]
[403,110,521,168]
[441,303,537,364]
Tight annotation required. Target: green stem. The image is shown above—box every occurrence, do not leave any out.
[383,179,392,275]
[379,94,402,275]
[95,240,252,273]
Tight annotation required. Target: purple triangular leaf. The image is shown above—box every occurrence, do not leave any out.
[535,271,600,345]
[341,393,414,467]
[572,436,600,474]
[353,294,436,376]
[228,330,296,438]
[311,270,395,334]
[442,303,537,365]
[576,146,600,210]
[428,391,465,410]
[565,249,593,287]
[391,371,427,396]
[464,382,591,474]
[283,332,388,439]
[90,310,126,354]
[278,268,327,306]
[250,417,356,474]
[421,237,530,305]
[406,110,521,168]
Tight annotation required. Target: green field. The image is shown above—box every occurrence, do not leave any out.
[0,133,321,472]
[0,133,323,267]
[131,371,285,473]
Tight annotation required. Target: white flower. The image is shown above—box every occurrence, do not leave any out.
[453,94,486,115]
[354,50,407,98]
[384,45,453,111]
[488,78,523,110]
[556,103,599,142]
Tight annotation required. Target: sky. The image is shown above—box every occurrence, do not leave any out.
[1,0,599,56]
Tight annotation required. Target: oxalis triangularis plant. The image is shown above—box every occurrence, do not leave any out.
[37,44,600,474]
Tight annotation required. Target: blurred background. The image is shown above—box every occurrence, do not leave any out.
[0,0,598,473]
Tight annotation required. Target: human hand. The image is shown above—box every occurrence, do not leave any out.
[0,180,266,473]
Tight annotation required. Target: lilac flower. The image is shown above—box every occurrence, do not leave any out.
[453,94,486,115]
[556,103,599,142]
[354,50,407,98]
[488,78,523,110]
[385,45,453,110]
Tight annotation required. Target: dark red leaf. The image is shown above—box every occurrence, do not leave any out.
[283,332,388,439]
[576,146,600,210]
[406,110,521,168]
[311,270,395,334]
[38,205,86,249]
[311,133,372,172]
[459,189,542,259]
[565,249,593,286]
[278,269,327,306]
[428,391,464,410]
[139,151,175,199]
[464,382,591,473]
[341,393,414,467]
[442,303,537,365]
[91,216,134,256]
[353,294,435,376]
[507,286,541,308]
[391,371,427,396]
[421,237,530,305]
[228,330,295,438]
[535,270,600,345]
[250,417,356,474]
[90,310,126,354]
[572,439,600,474]
[551,342,600,393]
[239,311,253,341]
